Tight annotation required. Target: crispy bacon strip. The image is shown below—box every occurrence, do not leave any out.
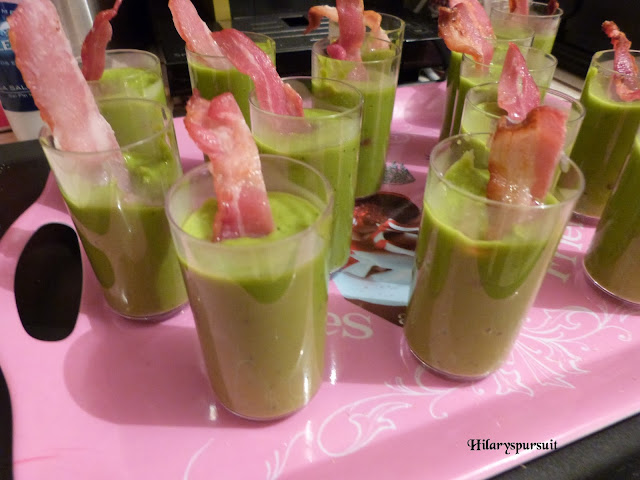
[363,10,391,47]
[546,0,559,15]
[305,5,390,46]
[326,0,366,61]
[450,0,493,37]
[80,0,122,81]
[211,29,303,116]
[603,21,640,102]
[487,106,567,205]
[498,42,540,121]
[305,5,338,34]
[185,92,275,241]
[168,0,224,57]
[8,0,119,153]
[508,0,528,14]
[438,0,494,63]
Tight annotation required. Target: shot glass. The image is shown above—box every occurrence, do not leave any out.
[490,1,563,54]
[79,49,168,105]
[570,49,640,224]
[186,31,275,125]
[40,98,188,320]
[583,136,640,304]
[312,36,401,198]
[250,76,363,272]
[461,82,585,153]
[166,155,334,420]
[403,133,584,380]
[439,32,534,141]
[329,12,406,51]
[449,44,557,137]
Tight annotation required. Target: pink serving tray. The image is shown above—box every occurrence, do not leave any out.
[1,82,639,479]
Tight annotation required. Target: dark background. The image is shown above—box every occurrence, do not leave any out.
[3,1,640,479]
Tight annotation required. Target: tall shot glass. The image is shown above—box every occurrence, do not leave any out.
[40,98,188,320]
[450,44,557,138]
[78,49,169,105]
[312,36,401,198]
[166,155,334,420]
[186,31,275,125]
[570,49,640,223]
[490,1,563,54]
[461,82,585,153]
[439,32,534,142]
[250,76,363,272]
[403,133,584,380]
[583,136,640,304]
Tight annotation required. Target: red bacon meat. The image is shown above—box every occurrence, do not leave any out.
[438,0,494,63]
[487,106,567,205]
[305,4,390,46]
[305,4,338,34]
[8,0,119,153]
[211,29,303,116]
[80,0,122,81]
[508,0,528,14]
[168,0,224,57]
[498,42,540,122]
[602,21,640,102]
[184,92,275,241]
[325,0,366,61]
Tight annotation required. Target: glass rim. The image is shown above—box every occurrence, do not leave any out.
[39,97,173,155]
[165,154,335,253]
[490,0,564,18]
[185,31,275,60]
[465,81,586,119]
[429,133,585,211]
[462,44,558,72]
[312,36,401,63]
[486,25,536,43]
[592,49,640,80]
[248,75,364,118]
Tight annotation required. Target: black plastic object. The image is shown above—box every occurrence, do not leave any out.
[0,366,12,480]
[14,223,82,341]
[0,140,50,241]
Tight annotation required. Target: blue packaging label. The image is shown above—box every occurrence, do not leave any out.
[0,2,38,112]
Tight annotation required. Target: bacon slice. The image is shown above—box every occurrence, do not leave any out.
[438,0,494,63]
[602,21,640,102]
[211,29,303,116]
[305,5,338,34]
[363,10,391,47]
[80,0,122,81]
[498,42,540,122]
[450,0,493,38]
[8,0,119,153]
[508,0,528,14]
[487,106,567,205]
[168,0,224,57]
[305,5,390,47]
[326,0,366,61]
[184,92,275,241]
[546,0,559,15]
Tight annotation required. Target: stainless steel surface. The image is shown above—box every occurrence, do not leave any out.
[51,0,100,56]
